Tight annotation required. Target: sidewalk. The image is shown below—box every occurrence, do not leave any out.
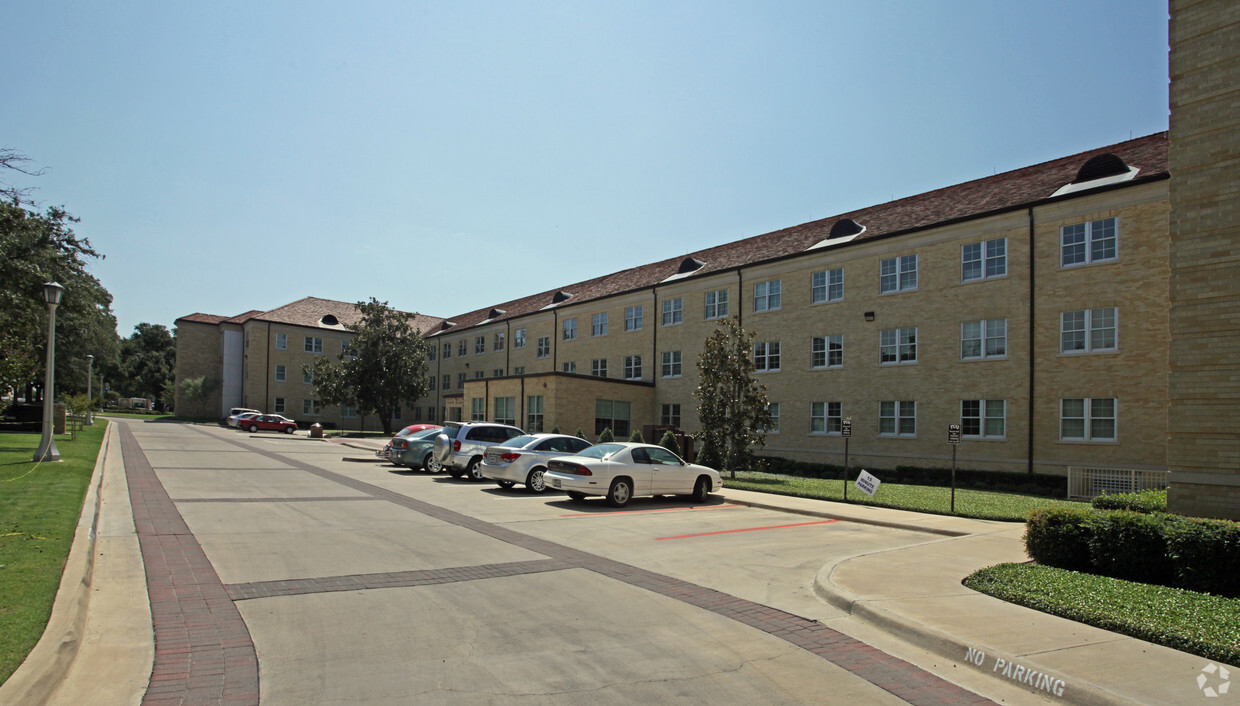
[3,426,1226,705]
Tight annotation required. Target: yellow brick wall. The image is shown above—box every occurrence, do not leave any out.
[173,321,224,417]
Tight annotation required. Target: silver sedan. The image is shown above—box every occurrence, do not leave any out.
[479,434,594,493]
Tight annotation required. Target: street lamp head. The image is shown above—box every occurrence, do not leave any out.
[87,354,94,364]
[43,281,65,306]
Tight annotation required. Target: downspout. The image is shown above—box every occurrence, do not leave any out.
[264,323,271,412]
[651,286,658,382]
[736,270,744,327]
[1027,206,1036,475]
[520,376,526,429]
[505,321,511,374]
[435,338,442,423]
[553,310,559,371]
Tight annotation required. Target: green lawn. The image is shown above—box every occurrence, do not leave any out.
[0,424,105,686]
[723,470,1088,521]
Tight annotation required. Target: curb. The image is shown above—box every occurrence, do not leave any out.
[719,492,969,537]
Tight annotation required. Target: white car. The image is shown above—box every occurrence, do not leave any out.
[227,411,261,428]
[480,434,594,493]
[543,442,721,508]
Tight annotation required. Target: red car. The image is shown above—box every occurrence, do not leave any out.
[244,414,299,434]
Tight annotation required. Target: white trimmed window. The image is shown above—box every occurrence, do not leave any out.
[273,397,285,413]
[961,319,1007,359]
[811,335,843,368]
[1061,308,1117,353]
[302,399,322,416]
[536,336,550,358]
[754,341,781,372]
[494,397,516,425]
[662,298,683,326]
[811,268,844,304]
[494,332,505,351]
[880,328,918,364]
[471,397,485,421]
[341,404,358,418]
[704,289,729,319]
[591,359,607,377]
[1060,398,1117,441]
[274,365,287,382]
[514,366,525,375]
[624,355,642,380]
[661,403,681,427]
[594,399,631,438]
[962,400,1006,438]
[275,333,287,350]
[475,336,485,355]
[303,368,314,384]
[1061,217,1117,267]
[962,238,1007,281]
[428,376,436,391]
[458,340,467,357]
[442,374,450,390]
[443,342,452,359]
[661,351,682,378]
[428,345,436,362]
[880,254,918,293]
[514,328,527,348]
[527,395,544,432]
[475,371,485,379]
[457,372,466,388]
[563,361,577,373]
[563,318,577,341]
[763,403,780,433]
[493,369,503,377]
[592,313,608,336]
[342,340,355,358]
[879,401,916,436]
[753,280,781,312]
[625,305,643,332]
[304,336,323,354]
[810,401,842,434]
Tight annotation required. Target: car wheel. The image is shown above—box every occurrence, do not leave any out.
[525,468,547,493]
[607,478,633,508]
[423,453,441,473]
[248,424,259,433]
[691,476,711,503]
[466,457,485,481]
[566,491,588,502]
[283,425,295,434]
[497,480,515,489]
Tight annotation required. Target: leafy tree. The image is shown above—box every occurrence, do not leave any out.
[308,298,431,435]
[179,376,220,418]
[117,323,175,405]
[658,429,682,457]
[694,315,772,478]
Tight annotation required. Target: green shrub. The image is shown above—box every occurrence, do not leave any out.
[628,430,644,443]
[1025,508,1095,571]
[1092,489,1167,513]
[1166,516,1240,597]
[754,455,1065,497]
[659,430,682,456]
[695,435,721,470]
[1086,511,1174,585]
[597,427,614,443]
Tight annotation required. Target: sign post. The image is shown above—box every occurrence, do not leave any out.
[841,418,852,501]
[947,424,961,512]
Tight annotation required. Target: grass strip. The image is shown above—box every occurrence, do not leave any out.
[965,563,1240,666]
[0,424,105,686]
[722,470,1087,521]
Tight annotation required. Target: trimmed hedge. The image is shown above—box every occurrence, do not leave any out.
[1025,508,1240,597]
[757,456,1066,498]
[1091,489,1167,513]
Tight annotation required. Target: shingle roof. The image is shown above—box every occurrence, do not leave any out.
[179,298,444,334]
[429,132,1169,334]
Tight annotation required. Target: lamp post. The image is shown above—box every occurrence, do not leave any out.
[86,354,95,426]
[33,281,65,462]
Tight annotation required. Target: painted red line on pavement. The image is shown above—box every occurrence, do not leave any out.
[657,519,839,540]
[560,504,742,518]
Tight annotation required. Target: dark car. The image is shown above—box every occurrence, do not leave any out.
[244,414,299,434]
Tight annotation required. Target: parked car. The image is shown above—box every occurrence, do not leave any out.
[543,442,721,508]
[391,426,449,472]
[431,422,525,480]
[379,423,442,459]
[479,434,594,493]
[243,414,299,434]
[227,411,261,428]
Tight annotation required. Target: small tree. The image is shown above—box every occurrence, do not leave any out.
[551,425,561,434]
[574,427,587,440]
[179,375,220,418]
[597,427,614,443]
[658,429,681,457]
[628,429,644,443]
[695,434,722,470]
[694,315,772,478]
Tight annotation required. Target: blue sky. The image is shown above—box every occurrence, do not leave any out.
[4,1,1169,337]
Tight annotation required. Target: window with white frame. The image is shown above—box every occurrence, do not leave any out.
[1061,217,1117,267]
[811,335,843,368]
[961,319,1007,359]
[753,280,781,312]
[494,332,505,351]
[475,336,485,354]
[563,361,576,373]
[662,298,683,326]
[880,328,918,364]
[341,404,358,418]
[661,403,681,427]
[879,400,916,436]
[625,305,643,332]
[443,342,451,359]
[494,397,516,425]
[527,395,544,432]
[763,402,780,433]
[442,374,450,390]
[962,238,1007,281]
[1061,308,1117,353]
[811,268,844,304]
[595,399,631,438]
[475,371,485,379]
[457,372,465,389]
[342,340,356,358]
[303,368,314,384]
[661,351,682,378]
[810,401,842,434]
[880,254,918,293]
[514,328,526,348]
[302,399,322,416]
[493,369,504,377]
[536,336,550,358]
[591,359,607,377]
[961,399,1005,438]
[412,407,422,421]
[471,397,485,421]
[275,333,287,350]
[754,341,781,371]
[274,365,287,382]
[563,318,577,341]
[592,312,608,336]
[273,397,285,413]
[624,355,642,380]
[514,366,525,375]
[304,336,323,354]
[428,345,436,362]
[704,289,729,319]
[428,376,436,391]
[1060,398,1116,441]
[458,340,467,357]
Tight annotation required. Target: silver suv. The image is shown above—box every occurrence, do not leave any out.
[432,422,524,480]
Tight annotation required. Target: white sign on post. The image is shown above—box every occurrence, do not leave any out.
[854,469,881,497]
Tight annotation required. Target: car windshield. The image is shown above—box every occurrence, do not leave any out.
[574,443,624,460]
[501,435,538,448]
[409,427,441,440]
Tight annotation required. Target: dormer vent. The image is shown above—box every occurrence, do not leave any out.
[552,291,573,304]
[828,218,864,239]
[677,257,705,274]
[320,314,339,326]
[488,308,506,319]
[1073,153,1130,183]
